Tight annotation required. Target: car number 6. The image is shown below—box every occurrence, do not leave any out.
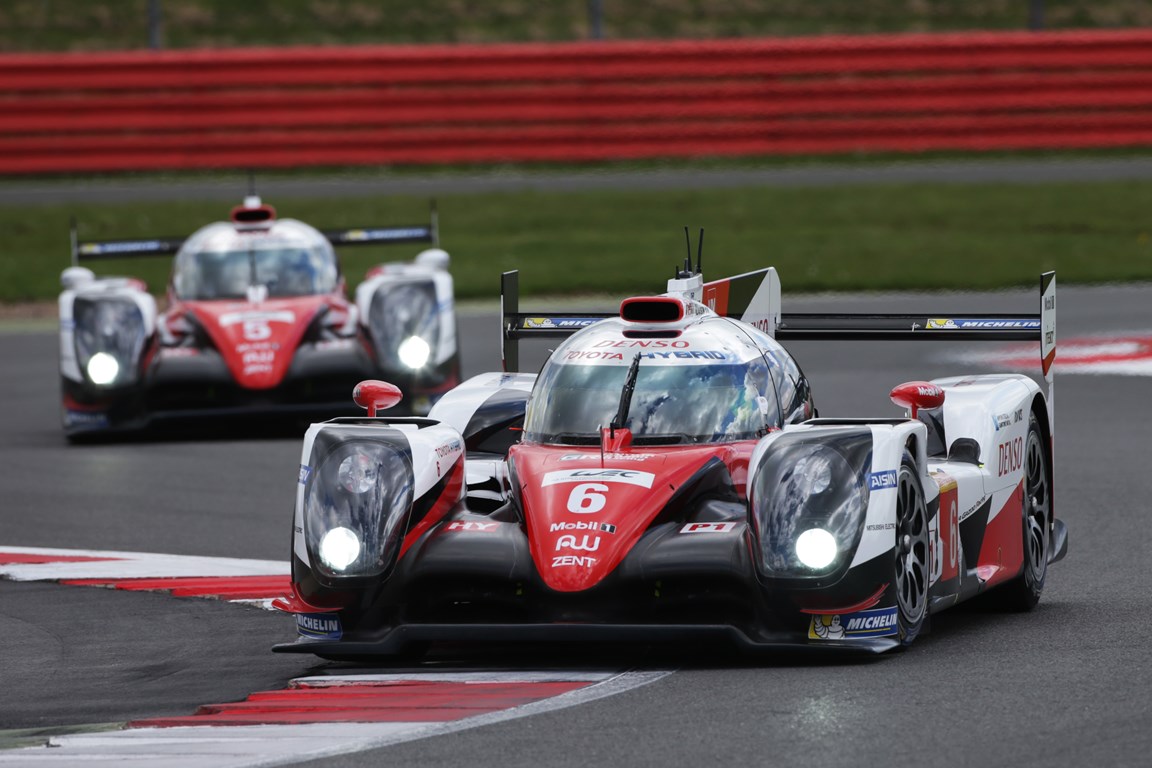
[567,483,609,514]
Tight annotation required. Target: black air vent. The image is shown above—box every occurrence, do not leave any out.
[621,298,682,323]
[231,205,276,224]
[622,329,681,339]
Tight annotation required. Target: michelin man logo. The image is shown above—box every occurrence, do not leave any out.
[809,614,845,640]
[927,318,959,330]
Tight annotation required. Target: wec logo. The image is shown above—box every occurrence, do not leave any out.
[542,469,655,489]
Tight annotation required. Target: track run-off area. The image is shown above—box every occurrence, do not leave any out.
[2,275,1151,767]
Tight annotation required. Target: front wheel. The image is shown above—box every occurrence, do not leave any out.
[894,455,929,646]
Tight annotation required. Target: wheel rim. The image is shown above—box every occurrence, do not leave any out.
[895,468,929,626]
[1023,429,1051,584]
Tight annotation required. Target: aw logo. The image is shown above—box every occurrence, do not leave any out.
[958,333,1152,377]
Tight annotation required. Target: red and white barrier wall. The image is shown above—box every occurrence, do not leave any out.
[4,29,1152,174]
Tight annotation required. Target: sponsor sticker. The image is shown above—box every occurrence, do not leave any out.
[523,317,601,330]
[552,555,597,568]
[159,347,200,358]
[64,410,110,429]
[560,453,656,462]
[542,469,655,489]
[555,534,601,552]
[679,522,738,534]
[926,317,1040,331]
[298,464,311,485]
[550,521,617,534]
[998,437,1023,477]
[868,470,898,491]
[435,439,463,458]
[445,521,499,532]
[296,612,342,640]
[79,240,166,255]
[345,227,430,242]
[808,606,899,640]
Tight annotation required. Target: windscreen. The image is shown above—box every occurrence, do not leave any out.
[173,245,338,300]
[523,357,781,445]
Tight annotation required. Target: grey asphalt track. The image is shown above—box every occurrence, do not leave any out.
[1,282,1149,766]
[4,156,1152,206]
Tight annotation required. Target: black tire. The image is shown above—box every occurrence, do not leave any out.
[987,414,1051,611]
[894,454,930,646]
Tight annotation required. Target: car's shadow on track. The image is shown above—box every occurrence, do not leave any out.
[296,640,892,675]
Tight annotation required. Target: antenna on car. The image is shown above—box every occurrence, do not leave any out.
[696,228,704,275]
[679,227,694,278]
[679,227,704,277]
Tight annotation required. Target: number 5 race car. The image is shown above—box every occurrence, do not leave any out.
[58,197,459,439]
[273,252,1067,658]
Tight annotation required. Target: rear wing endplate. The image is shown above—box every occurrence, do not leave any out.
[501,268,1055,426]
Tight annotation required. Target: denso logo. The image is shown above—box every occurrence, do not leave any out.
[594,340,689,349]
[998,437,1023,477]
[542,469,655,489]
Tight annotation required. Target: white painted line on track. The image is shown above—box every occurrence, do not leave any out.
[0,545,287,582]
[955,331,1152,376]
[0,670,673,768]
[1,546,676,767]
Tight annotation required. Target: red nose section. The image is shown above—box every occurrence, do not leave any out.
[353,380,403,416]
[890,381,945,418]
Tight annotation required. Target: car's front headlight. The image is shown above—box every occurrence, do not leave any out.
[368,280,440,371]
[751,432,872,578]
[303,431,414,579]
[73,297,147,387]
[397,335,431,370]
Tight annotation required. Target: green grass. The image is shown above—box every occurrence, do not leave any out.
[4,178,1152,304]
[3,0,1152,52]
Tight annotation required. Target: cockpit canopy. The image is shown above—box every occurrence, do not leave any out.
[171,220,339,301]
[522,317,784,446]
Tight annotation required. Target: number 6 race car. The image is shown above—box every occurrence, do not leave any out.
[58,197,459,439]
[273,250,1067,657]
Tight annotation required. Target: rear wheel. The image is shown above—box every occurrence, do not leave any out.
[894,456,929,646]
[989,415,1051,611]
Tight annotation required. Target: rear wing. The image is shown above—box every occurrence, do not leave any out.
[500,267,1056,424]
[70,203,440,266]
[320,202,439,248]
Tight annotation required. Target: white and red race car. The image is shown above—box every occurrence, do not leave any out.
[274,254,1066,658]
[58,197,459,439]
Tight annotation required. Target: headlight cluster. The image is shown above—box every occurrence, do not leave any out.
[73,298,148,388]
[751,432,872,578]
[369,281,440,371]
[303,431,415,579]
